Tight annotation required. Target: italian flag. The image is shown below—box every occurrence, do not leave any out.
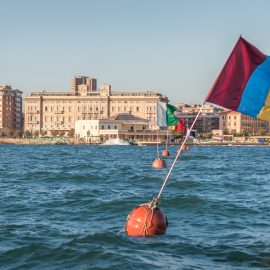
[156,101,184,131]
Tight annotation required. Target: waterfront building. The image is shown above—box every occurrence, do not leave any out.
[24,77,168,136]
[174,103,222,133]
[176,103,223,114]
[174,112,220,133]
[75,113,168,143]
[219,111,269,134]
[0,84,23,134]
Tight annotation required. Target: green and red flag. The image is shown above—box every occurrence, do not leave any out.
[156,101,184,131]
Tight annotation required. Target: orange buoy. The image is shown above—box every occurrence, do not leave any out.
[162,150,170,157]
[125,200,168,236]
[183,145,189,150]
[152,157,167,168]
[177,145,189,153]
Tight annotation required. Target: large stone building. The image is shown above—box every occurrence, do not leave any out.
[24,76,168,135]
[0,84,23,133]
[219,111,269,134]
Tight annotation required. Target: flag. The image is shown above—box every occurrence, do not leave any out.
[175,119,184,132]
[206,36,270,121]
[157,101,179,127]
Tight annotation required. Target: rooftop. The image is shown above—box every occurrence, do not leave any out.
[105,113,149,123]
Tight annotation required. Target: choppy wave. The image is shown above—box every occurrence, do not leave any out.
[1,145,270,269]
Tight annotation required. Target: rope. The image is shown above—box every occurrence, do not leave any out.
[156,102,205,200]
[156,129,159,158]
[165,129,169,150]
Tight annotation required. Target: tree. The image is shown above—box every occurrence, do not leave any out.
[34,131,39,137]
[24,130,31,137]
[51,130,59,137]
[258,129,266,136]
[15,130,22,138]
[40,130,47,136]
[59,130,65,137]
[67,129,75,138]
[6,130,14,137]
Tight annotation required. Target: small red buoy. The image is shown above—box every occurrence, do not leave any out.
[177,145,189,153]
[162,150,170,157]
[152,157,167,168]
[125,200,168,236]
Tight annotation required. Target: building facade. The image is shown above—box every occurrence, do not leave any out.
[75,113,151,143]
[24,77,168,135]
[71,76,97,94]
[174,112,220,133]
[219,111,269,134]
[176,103,223,114]
[0,84,23,133]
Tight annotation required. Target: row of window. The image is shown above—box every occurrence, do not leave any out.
[222,116,238,120]
[101,125,118,130]
[28,106,144,113]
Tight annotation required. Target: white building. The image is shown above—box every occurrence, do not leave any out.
[75,113,150,143]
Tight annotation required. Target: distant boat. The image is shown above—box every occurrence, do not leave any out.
[128,139,138,145]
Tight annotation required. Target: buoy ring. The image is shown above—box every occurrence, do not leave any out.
[125,199,168,236]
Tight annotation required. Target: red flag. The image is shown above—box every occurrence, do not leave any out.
[175,119,184,131]
[206,37,270,121]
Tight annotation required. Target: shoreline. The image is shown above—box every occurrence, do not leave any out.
[0,137,269,146]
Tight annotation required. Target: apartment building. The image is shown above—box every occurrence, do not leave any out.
[219,111,269,134]
[0,84,23,133]
[176,103,223,114]
[71,76,97,94]
[24,77,168,135]
[174,103,221,133]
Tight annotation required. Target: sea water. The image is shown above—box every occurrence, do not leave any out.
[0,145,270,269]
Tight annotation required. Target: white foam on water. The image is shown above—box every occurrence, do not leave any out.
[102,138,130,145]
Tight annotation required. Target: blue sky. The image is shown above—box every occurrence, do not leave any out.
[1,0,270,103]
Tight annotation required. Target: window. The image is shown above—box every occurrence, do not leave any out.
[102,125,104,129]
[108,125,110,129]
[114,125,117,129]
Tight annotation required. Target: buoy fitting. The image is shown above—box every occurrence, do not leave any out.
[177,145,189,153]
[152,157,167,169]
[162,150,170,157]
[125,199,168,236]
